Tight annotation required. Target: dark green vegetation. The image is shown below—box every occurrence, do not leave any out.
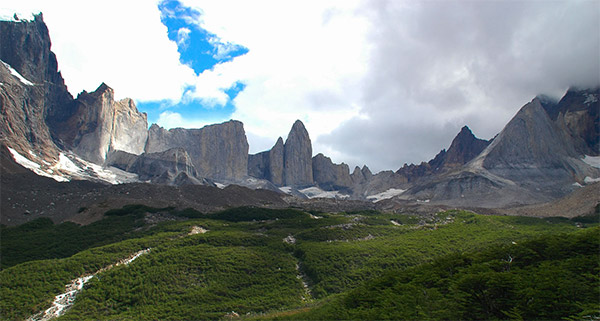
[276,228,600,320]
[1,206,597,320]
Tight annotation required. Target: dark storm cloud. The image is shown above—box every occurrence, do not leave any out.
[317,0,600,172]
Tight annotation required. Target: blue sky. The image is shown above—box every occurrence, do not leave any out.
[139,0,248,127]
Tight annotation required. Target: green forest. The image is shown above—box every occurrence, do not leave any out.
[1,206,598,320]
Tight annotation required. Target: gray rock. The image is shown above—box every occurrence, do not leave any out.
[269,137,285,185]
[145,120,249,181]
[543,87,599,156]
[283,120,313,186]
[312,153,352,191]
[106,148,204,186]
[56,83,148,164]
[248,137,284,185]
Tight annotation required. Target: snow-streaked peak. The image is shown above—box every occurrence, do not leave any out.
[1,60,34,86]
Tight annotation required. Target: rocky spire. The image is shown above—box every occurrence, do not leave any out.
[442,126,490,169]
[283,120,313,186]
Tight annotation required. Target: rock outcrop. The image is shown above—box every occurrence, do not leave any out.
[106,148,210,186]
[248,137,284,185]
[542,87,599,156]
[145,121,249,181]
[350,165,373,185]
[249,120,314,187]
[441,126,491,169]
[312,153,352,191]
[49,83,148,164]
[283,120,313,186]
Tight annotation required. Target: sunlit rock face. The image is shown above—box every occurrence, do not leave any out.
[55,83,148,164]
[145,120,249,181]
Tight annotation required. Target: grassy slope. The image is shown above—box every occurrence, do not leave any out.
[0,207,596,320]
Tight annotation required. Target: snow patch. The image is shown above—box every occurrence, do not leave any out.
[390,220,402,226]
[215,182,227,189]
[50,152,138,184]
[299,186,350,199]
[1,60,34,85]
[0,11,36,22]
[583,93,598,105]
[53,153,83,174]
[584,176,600,184]
[366,188,406,202]
[417,199,431,203]
[582,155,600,169]
[8,147,69,182]
[279,186,293,194]
[8,147,138,184]
[572,182,583,188]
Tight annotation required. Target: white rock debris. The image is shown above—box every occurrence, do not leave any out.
[28,248,151,321]
[189,226,208,235]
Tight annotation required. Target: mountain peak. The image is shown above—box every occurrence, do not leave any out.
[283,120,313,186]
[290,119,307,132]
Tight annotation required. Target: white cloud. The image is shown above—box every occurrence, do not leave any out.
[157,110,223,130]
[1,0,196,102]
[176,27,191,47]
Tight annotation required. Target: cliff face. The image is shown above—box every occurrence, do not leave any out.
[283,120,313,186]
[0,14,71,162]
[49,83,148,164]
[545,88,599,156]
[312,153,352,191]
[145,120,249,180]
